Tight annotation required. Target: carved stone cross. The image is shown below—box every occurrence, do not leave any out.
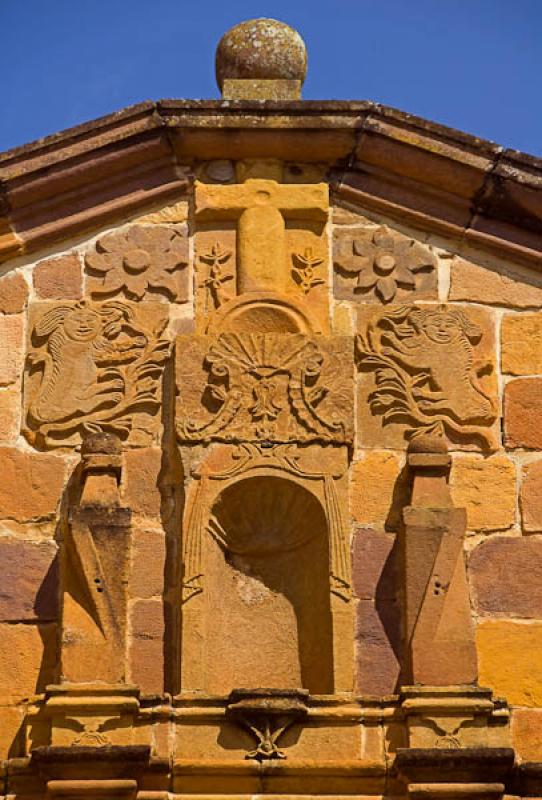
[195,178,328,294]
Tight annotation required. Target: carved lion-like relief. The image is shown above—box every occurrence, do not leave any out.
[357,305,497,446]
[24,300,170,448]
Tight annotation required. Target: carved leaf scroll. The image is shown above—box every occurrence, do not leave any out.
[24,300,170,449]
[176,333,353,445]
[356,305,498,447]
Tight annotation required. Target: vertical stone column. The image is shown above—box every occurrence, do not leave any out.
[61,432,131,684]
[43,432,140,748]
[400,435,510,755]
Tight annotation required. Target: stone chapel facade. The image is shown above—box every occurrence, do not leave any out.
[0,17,541,800]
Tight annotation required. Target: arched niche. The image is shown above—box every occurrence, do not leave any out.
[203,475,334,695]
[179,446,353,696]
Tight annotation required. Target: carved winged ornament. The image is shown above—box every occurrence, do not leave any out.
[177,333,351,444]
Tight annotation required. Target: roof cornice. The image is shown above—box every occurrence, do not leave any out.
[0,100,540,268]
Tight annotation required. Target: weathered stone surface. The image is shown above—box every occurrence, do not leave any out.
[24,301,169,449]
[334,224,437,304]
[0,388,21,442]
[131,528,166,598]
[501,313,542,375]
[0,448,67,522]
[124,448,162,517]
[195,179,328,298]
[0,623,57,697]
[470,537,542,617]
[521,460,542,533]
[504,379,542,449]
[357,304,499,451]
[351,526,397,600]
[450,256,542,308]
[350,452,405,530]
[512,709,542,761]
[0,314,23,387]
[477,620,542,706]
[0,705,24,758]
[0,538,58,621]
[403,505,477,685]
[450,455,516,531]
[176,333,354,445]
[85,225,189,302]
[355,598,401,695]
[0,272,28,314]
[33,254,83,299]
[215,19,307,93]
[129,598,164,695]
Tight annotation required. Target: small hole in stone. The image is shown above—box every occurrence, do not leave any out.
[96,587,104,593]
[94,578,101,584]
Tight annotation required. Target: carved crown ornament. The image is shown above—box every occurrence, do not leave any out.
[24,300,170,449]
[356,304,498,449]
[334,224,437,303]
[84,225,189,302]
[175,332,354,445]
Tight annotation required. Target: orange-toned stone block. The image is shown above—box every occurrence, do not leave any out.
[33,253,83,299]
[0,272,28,314]
[477,620,542,706]
[502,313,542,375]
[0,314,23,387]
[123,448,162,517]
[350,451,405,529]
[505,379,542,450]
[129,598,164,694]
[131,528,166,598]
[0,623,57,698]
[512,708,542,761]
[0,448,68,522]
[0,387,21,442]
[470,536,542,617]
[522,460,542,533]
[0,705,25,758]
[450,256,542,308]
[450,455,516,531]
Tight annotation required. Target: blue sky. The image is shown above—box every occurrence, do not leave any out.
[1,0,541,155]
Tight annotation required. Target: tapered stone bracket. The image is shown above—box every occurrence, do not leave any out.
[226,689,308,760]
[401,435,477,687]
[61,433,132,685]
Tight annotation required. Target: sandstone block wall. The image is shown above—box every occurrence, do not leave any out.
[0,176,540,762]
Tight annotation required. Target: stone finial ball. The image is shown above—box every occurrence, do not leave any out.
[215,19,307,90]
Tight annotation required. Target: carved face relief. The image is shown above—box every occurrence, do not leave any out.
[356,305,498,449]
[24,300,170,448]
[334,224,437,304]
[176,333,354,445]
[84,225,189,302]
